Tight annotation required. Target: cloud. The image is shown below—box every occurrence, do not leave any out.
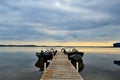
[0,0,120,44]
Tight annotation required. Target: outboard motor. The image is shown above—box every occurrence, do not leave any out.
[42,51,53,62]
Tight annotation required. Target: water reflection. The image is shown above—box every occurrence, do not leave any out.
[0,47,120,80]
[81,53,120,80]
[76,47,120,54]
[114,60,120,66]
[0,48,42,80]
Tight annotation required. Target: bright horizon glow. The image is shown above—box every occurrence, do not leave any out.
[0,40,115,46]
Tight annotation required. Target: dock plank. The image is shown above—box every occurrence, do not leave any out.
[41,51,84,80]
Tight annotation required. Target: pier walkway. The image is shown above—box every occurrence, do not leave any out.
[41,51,84,80]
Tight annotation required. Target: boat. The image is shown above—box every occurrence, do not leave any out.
[62,48,85,72]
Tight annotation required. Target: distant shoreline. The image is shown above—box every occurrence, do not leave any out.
[0,45,38,47]
[0,44,115,48]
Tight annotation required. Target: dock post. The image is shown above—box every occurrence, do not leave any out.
[76,62,79,72]
[44,62,46,72]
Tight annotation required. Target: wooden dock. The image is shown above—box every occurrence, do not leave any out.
[41,51,84,80]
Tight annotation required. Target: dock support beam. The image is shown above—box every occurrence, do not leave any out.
[44,62,46,72]
[76,62,79,72]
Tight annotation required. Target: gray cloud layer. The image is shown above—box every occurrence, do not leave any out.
[0,0,120,42]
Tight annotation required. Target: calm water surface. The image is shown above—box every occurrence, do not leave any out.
[0,47,43,80]
[0,47,120,80]
[78,47,120,80]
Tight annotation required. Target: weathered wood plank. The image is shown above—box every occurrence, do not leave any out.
[41,51,84,80]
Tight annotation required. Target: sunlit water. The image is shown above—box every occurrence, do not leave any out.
[0,47,120,80]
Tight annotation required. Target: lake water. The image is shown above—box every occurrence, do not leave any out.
[0,47,120,80]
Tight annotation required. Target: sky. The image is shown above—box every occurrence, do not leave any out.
[0,0,120,46]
